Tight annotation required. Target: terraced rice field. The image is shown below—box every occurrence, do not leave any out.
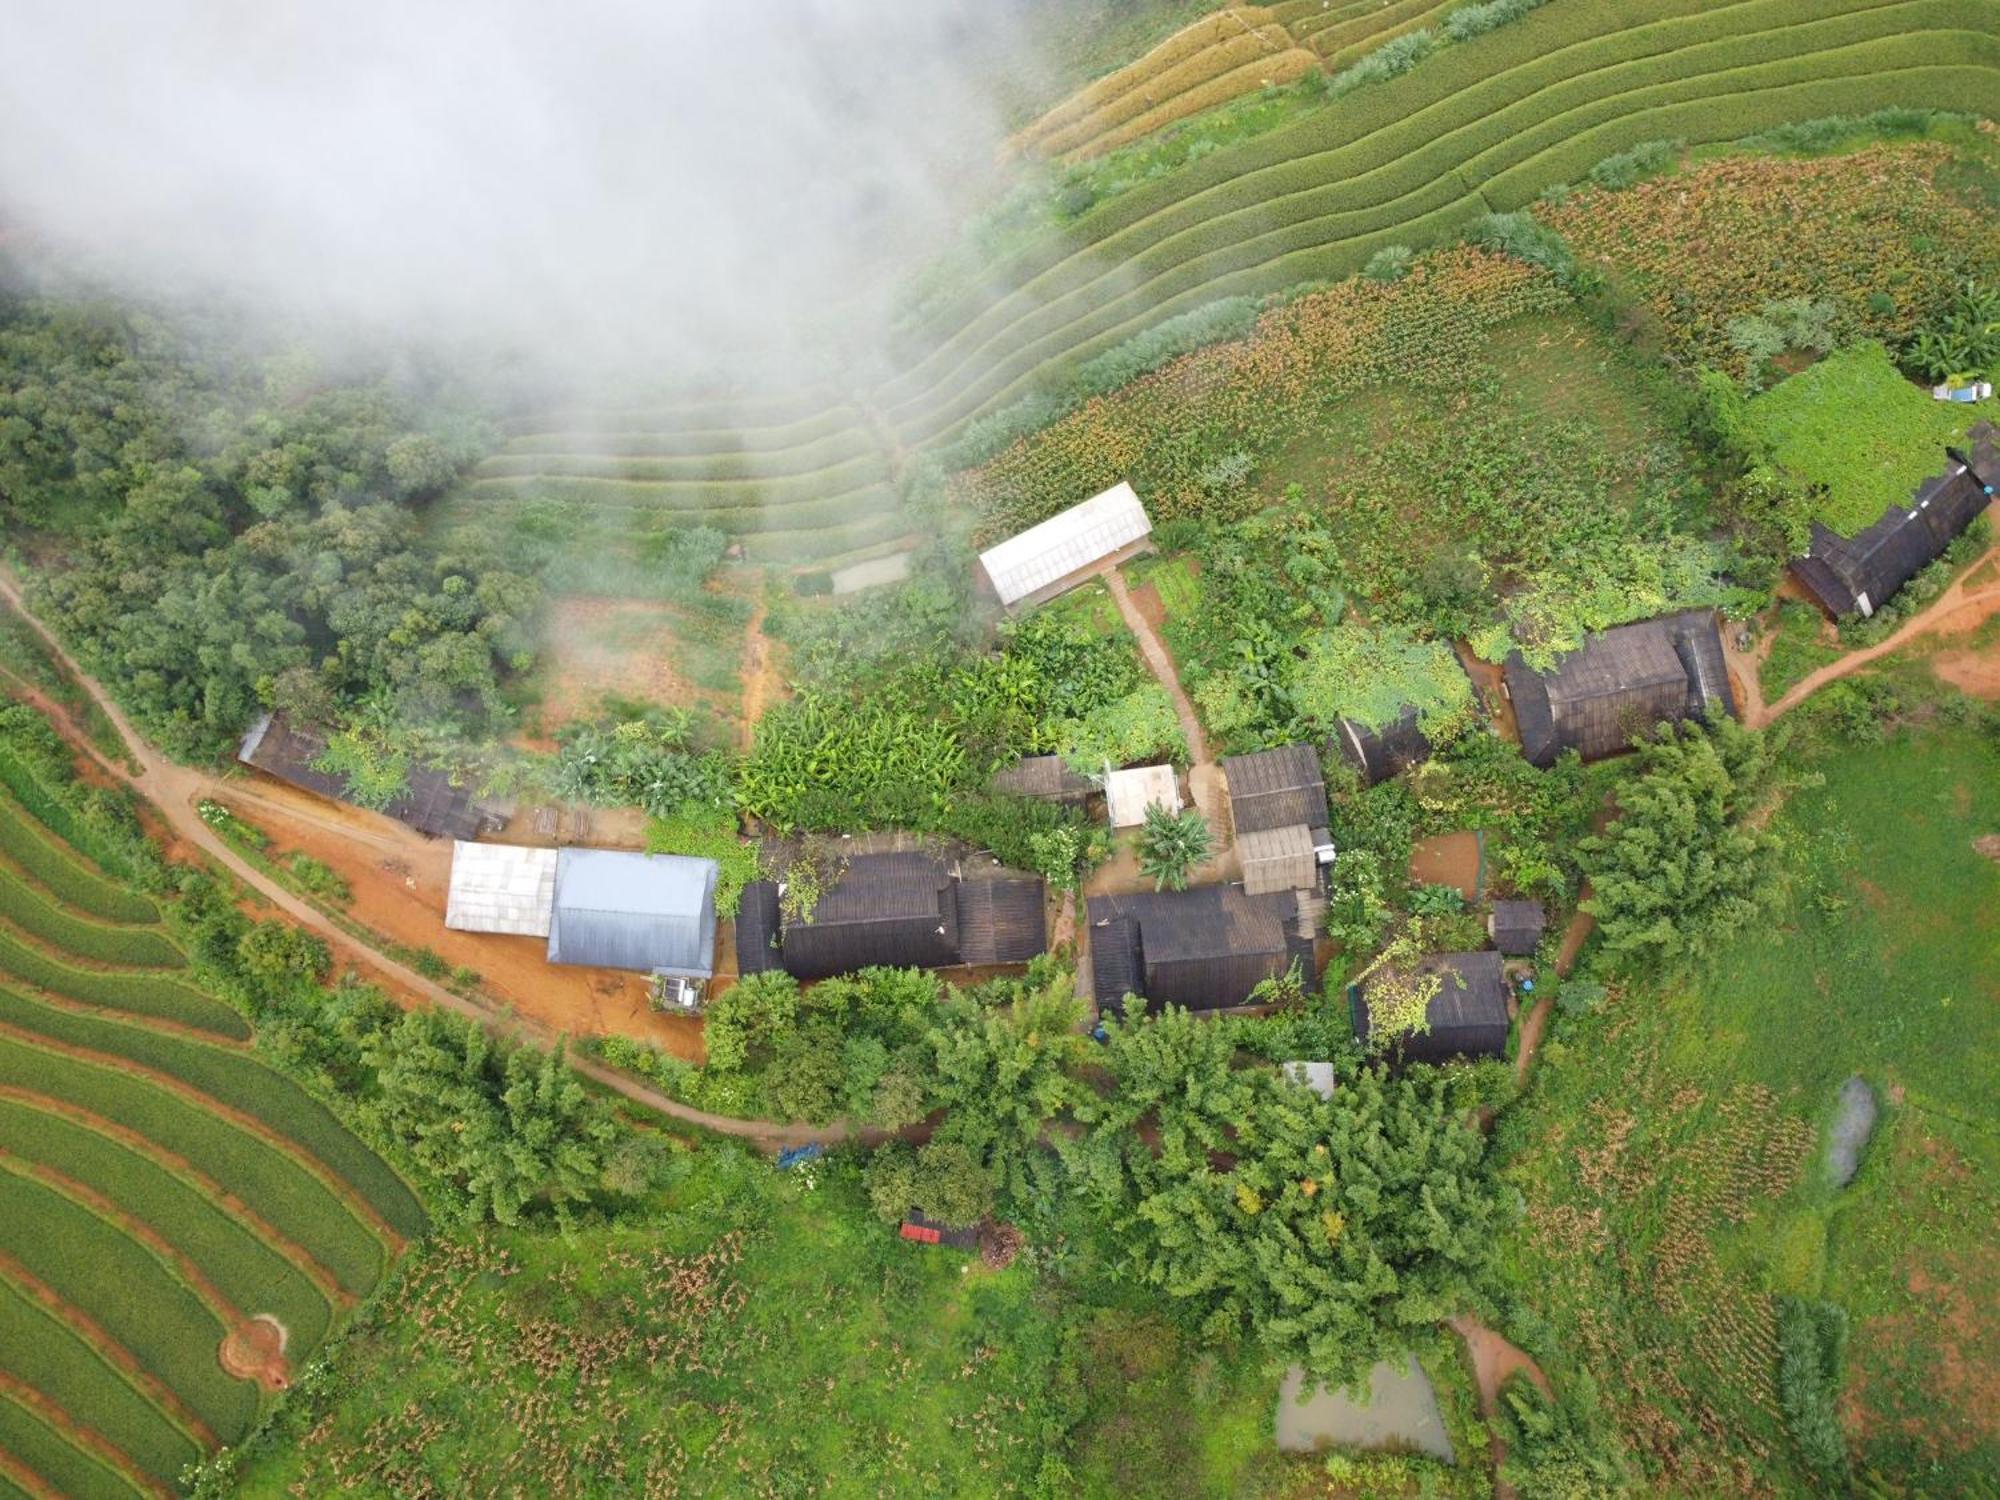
[0,784,421,1496]
[882,0,2000,446]
[444,385,916,580]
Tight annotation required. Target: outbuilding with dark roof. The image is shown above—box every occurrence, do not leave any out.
[1488,900,1546,956]
[1504,609,1735,768]
[1356,950,1509,1064]
[238,711,507,840]
[989,754,1095,806]
[1087,884,1316,1014]
[1223,744,1329,836]
[1332,707,1436,786]
[1790,428,1996,619]
[735,853,1046,982]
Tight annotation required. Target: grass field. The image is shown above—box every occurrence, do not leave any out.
[1492,722,2000,1492]
[0,776,419,1495]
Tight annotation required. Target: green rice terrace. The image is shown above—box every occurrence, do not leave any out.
[0,779,422,1497]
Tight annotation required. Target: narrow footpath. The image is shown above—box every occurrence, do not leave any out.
[0,572,882,1152]
[1101,563,1228,831]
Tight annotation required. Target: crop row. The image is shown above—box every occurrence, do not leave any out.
[471,445,890,491]
[501,386,857,438]
[0,1095,333,1352]
[0,988,423,1242]
[1305,0,1455,68]
[738,510,915,566]
[0,1030,389,1298]
[0,860,182,969]
[0,1167,257,1443]
[0,800,156,926]
[462,449,890,509]
[495,419,876,467]
[0,1388,147,1500]
[461,483,905,540]
[0,927,241,1041]
[883,0,1994,444]
[0,1277,197,1489]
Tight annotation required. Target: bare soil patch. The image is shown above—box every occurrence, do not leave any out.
[219,1314,290,1392]
[1932,641,2000,700]
[1973,834,2000,863]
[537,596,738,733]
[1409,831,1481,900]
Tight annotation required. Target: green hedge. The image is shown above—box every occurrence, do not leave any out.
[0,1096,333,1355]
[0,803,156,926]
[881,0,1992,440]
[0,866,182,970]
[0,989,423,1241]
[0,933,244,1041]
[0,1168,257,1442]
[0,1391,147,1500]
[0,1277,199,1487]
[0,1033,389,1298]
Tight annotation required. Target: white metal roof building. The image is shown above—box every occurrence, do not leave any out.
[977,481,1153,611]
[546,848,718,978]
[445,841,559,937]
[1104,764,1181,829]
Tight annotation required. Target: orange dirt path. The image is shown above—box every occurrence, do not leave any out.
[0,571,898,1152]
[1756,548,2000,725]
[1449,1313,1553,1500]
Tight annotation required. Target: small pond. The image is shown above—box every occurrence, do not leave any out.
[1275,1355,1454,1461]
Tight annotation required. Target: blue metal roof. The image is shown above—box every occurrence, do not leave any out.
[546,848,718,977]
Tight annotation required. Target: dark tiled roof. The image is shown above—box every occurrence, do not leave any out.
[237,711,505,840]
[955,878,1048,966]
[1488,899,1546,956]
[1087,885,1315,1013]
[734,881,783,975]
[1788,426,1996,619]
[1331,707,1435,786]
[1504,611,1736,768]
[1223,744,1329,835]
[989,754,1094,804]
[1358,950,1509,1064]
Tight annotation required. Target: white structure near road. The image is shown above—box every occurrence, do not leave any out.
[976,480,1153,611]
[1103,763,1181,829]
[445,841,559,936]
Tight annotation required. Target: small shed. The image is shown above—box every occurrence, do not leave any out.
[444,841,559,936]
[546,848,718,979]
[1790,427,1996,618]
[1334,707,1435,786]
[1105,764,1181,829]
[1223,743,1329,837]
[1282,1061,1336,1100]
[1087,884,1316,1013]
[989,754,1094,806]
[1238,824,1316,896]
[1488,899,1546,956]
[1504,610,1735,768]
[237,711,507,840]
[976,481,1154,612]
[1357,950,1509,1064]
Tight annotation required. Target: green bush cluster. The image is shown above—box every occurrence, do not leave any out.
[1776,1297,1851,1484]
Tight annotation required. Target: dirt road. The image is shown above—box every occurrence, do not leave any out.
[0,572,878,1152]
[1448,1313,1553,1500]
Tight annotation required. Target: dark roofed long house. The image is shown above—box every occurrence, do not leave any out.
[1790,426,1996,619]
[989,754,1095,806]
[238,711,506,840]
[737,853,1046,982]
[1504,610,1735,768]
[1087,884,1317,1014]
[1356,950,1509,1064]
[1222,743,1329,836]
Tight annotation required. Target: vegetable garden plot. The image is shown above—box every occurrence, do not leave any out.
[0,1277,199,1488]
[0,800,156,926]
[0,1169,258,1443]
[0,1034,390,1298]
[0,859,182,968]
[0,931,242,1040]
[0,1096,333,1352]
[0,989,422,1241]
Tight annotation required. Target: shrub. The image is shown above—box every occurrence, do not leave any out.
[1136,804,1211,892]
[1468,211,1581,290]
[1585,138,1682,191]
[286,853,350,905]
[1777,1298,1850,1485]
[1328,29,1438,99]
[1361,245,1415,283]
[1443,0,1549,43]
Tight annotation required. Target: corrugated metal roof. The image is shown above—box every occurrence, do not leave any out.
[445,841,558,936]
[1104,764,1180,828]
[1223,744,1328,835]
[955,878,1048,965]
[547,848,718,977]
[977,481,1152,606]
[1238,824,1315,896]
